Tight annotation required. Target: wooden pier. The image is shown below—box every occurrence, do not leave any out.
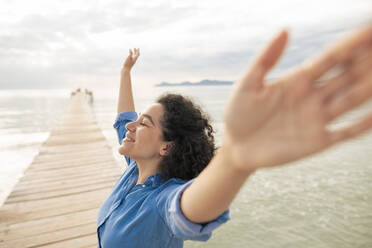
[0,92,122,247]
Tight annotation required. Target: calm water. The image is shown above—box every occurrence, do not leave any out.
[0,87,371,247]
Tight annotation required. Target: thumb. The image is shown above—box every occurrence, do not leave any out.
[240,30,289,91]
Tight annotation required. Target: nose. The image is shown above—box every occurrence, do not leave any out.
[125,121,137,132]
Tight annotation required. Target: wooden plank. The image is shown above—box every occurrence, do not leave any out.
[32,149,115,164]
[24,158,117,174]
[5,181,116,203]
[27,155,117,170]
[0,91,121,247]
[17,167,121,185]
[31,234,97,248]
[38,141,111,154]
[17,170,119,185]
[11,174,121,195]
[0,209,98,241]
[0,188,111,225]
[26,160,118,174]
[50,126,101,135]
[1,223,96,248]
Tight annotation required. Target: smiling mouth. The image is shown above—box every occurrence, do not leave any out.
[124,137,135,142]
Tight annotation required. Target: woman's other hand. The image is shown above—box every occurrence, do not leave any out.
[122,48,140,72]
[222,26,372,173]
[118,48,139,113]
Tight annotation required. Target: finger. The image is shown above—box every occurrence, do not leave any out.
[129,49,133,56]
[319,68,355,103]
[319,49,372,103]
[302,25,372,81]
[325,70,372,122]
[133,50,139,60]
[329,112,372,145]
[239,29,289,91]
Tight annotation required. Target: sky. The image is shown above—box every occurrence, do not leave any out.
[0,0,371,90]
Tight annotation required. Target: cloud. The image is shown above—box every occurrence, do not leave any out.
[0,0,200,88]
[0,0,371,89]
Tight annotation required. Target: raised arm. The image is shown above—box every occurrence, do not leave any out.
[181,26,372,223]
[117,48,140,114]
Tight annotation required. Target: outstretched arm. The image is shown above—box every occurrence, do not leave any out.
[181,26,372,223]
[117,48,140,114]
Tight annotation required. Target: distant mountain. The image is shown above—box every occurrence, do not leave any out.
[155,79,234,87]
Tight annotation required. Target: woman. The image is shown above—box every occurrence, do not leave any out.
[97,27,372,248]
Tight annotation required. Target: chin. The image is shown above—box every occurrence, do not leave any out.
[118,145,129,156]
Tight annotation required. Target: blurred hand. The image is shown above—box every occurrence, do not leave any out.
[222,26,372,172]
[122,48,140,72]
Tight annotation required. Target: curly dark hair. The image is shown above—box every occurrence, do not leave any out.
[156,93,216,181]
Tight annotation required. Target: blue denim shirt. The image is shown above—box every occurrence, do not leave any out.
[96,111,230,248]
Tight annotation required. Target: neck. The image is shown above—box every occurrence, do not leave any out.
[135,157,161,185]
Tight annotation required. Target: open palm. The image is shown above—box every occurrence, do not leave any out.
[223,28,372,171]
[123,48,140,71]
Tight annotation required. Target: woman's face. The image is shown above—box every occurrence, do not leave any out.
[118,103,170,160]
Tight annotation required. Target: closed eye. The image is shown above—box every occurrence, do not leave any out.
[140,122,147,126]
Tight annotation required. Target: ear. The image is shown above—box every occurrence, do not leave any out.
[160,142,173,156]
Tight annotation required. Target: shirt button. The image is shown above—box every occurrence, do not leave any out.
[142,185,146,188]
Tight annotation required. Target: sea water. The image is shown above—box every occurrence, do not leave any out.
[0,86,371,247]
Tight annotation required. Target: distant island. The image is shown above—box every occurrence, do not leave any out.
[155,79,234,87]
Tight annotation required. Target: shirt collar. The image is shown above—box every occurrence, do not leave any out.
[143,173,163,187]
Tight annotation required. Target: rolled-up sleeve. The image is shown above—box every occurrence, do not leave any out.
[113,111,138,165]
[157,179,230,241]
